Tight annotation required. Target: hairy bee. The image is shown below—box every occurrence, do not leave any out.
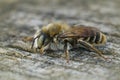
[31,23,70,53]
[57,25,107,62]
[31,23,107,63]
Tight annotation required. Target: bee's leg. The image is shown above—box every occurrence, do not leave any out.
[22,36,33,42]
[33,48,38,53]
[40,43,52,54]
[39,47,45,55]
[78,40,107,60]
[70,39,78,49]
[64,41,70,63]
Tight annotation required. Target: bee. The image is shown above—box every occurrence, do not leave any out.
[31,23,107,63]
[57,25,107,62]
[31,23,70,54]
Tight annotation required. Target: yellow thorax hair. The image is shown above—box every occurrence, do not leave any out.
[41,23,70,37]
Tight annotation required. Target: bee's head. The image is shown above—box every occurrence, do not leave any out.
[31,30,52,51]
[31,23,70,52]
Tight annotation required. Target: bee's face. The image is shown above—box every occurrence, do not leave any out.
[32,33,52,49]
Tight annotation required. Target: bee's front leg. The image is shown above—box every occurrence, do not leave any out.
[39,45,50,55]
[39,47,45,54]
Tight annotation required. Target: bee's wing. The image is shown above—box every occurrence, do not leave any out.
[58,26,99,38]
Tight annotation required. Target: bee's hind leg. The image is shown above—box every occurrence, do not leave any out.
[78,40,108,60]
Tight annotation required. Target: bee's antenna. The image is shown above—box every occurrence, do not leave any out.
[31,38,36,49]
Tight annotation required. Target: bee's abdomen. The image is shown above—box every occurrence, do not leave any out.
[83,31,107,45]
[95,32,107,44]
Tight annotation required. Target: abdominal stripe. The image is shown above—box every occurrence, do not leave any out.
[89,30,96,43]
[95,32,101,43]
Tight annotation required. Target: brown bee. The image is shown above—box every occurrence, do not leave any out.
[31,23,107,63]
[57,25,107,62]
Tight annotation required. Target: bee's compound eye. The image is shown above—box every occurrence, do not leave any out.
[31,38,38,49]
[37,35,45,48]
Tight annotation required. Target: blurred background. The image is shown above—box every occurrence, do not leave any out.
[0,0,120,80]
